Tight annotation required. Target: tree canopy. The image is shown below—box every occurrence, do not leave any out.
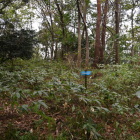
[0,29,36,63]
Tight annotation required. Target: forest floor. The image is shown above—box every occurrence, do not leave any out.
[0,59,140,140]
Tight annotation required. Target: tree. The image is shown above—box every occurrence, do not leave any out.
[0,29,36,63]
[77,0,82,67]
[114,0,120,64]
[35,0,56,59]
[82,0,90,67]
[54,0,66,59]
[100,0,109,63]
[93,0,101,67]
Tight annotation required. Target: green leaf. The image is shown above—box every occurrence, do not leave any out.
[38,100,48,109]
[135,91,140,98]
[21,104,29,112]
[12,92,21,99]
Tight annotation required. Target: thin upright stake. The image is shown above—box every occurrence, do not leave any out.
[85,75,87,89]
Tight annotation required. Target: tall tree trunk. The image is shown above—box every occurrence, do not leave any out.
[54,0,65,59]
[93,0,101,68]
[131,0,135,56]
[49,0,54,59]
[85,27,89,67]
[83,0,89,67]
[78,0,89,67]
[77,0,82,67]
[114,0,120,64]
[100,0,108,63]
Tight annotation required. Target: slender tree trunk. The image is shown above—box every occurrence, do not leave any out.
[51,42,54,59]
[49,0,55,59]
[77,0,82,67]
[54,0,65,59]
[131,0,135,56]
[114,0,120,64]
[83,0,89,67]
[85,29,89,67]
[100,0,108,63]
[93,0,101,68]
[77,0,89,67]
[50,15,54,59]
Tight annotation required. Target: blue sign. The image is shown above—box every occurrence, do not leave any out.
[80,71,92,76]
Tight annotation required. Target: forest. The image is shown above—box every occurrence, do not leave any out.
[0,0,140,139]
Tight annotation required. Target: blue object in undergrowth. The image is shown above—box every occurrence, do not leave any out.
[80,71,92,89]
[80,71,92,76]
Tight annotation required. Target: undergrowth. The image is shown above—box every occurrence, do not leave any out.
[0,59,140,140]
